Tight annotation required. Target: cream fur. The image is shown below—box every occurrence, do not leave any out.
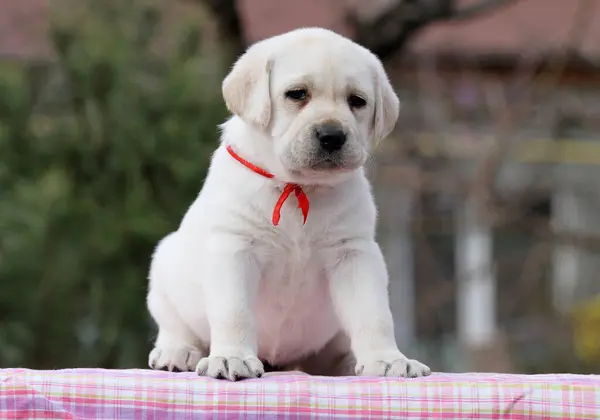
[147,27,430,381]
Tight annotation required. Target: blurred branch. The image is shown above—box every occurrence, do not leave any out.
[354,0,520,60]
[450,0,520,21]
[190,0,243,54]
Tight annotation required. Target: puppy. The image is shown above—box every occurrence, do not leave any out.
[147,27,431,380]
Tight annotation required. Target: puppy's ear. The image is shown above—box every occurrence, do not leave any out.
[372,58,400,143]
[222,45,273,129]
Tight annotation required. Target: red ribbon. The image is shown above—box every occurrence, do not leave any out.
[226,145,309,226]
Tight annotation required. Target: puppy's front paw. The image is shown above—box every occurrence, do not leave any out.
[149,345,204,372]
[196,356,264,381]
[356,356,431,378]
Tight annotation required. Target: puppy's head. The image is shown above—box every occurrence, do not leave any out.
[222,28,399,184]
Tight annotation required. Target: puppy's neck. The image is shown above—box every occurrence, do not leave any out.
[220,116,282,176]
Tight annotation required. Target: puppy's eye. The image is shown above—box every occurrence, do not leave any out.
[348,95,367,109]
[285,89,308,101]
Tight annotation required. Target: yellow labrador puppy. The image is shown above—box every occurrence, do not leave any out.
[147,27,431,381]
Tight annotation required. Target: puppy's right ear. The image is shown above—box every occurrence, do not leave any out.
[222,45,273,129]
[371,56,400,143]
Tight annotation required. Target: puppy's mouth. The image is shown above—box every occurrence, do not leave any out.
[310,157,343,170]
[307,154,364,172]
[281,146,365,183]
[287,155,364,185]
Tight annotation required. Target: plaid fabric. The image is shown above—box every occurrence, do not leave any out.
[1,368,599,419]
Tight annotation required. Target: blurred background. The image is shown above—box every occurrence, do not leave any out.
[1,0,599,374]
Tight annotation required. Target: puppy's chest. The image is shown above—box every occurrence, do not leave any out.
[254,233,332,311]
[258,236,321,286]
[254,207,343,286]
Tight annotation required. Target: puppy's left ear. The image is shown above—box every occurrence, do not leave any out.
[222,44,273,129]
[372,58,400,143]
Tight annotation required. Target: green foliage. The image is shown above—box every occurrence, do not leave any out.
[0,0,229,368]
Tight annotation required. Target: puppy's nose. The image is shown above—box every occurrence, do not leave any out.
[315,123,346,153]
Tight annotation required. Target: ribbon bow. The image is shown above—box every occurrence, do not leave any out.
[226,145,310,226]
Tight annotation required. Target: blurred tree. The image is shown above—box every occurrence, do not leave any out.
[198,0,244,55]
[196,0,519,59]
[0,0,229,368]
[353,0,520,60]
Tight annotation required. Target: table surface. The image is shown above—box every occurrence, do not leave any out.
[1,368,599,419]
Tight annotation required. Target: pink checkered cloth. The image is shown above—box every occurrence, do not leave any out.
[1,368,599,419]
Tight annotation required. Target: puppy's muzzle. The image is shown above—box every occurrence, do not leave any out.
[314,122,346,153]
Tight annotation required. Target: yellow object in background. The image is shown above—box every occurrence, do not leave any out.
[572,294,600,363]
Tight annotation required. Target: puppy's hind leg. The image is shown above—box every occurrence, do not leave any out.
[147,290,206,372]
[147,234,206,372]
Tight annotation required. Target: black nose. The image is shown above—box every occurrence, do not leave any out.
[315,123,346,153]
